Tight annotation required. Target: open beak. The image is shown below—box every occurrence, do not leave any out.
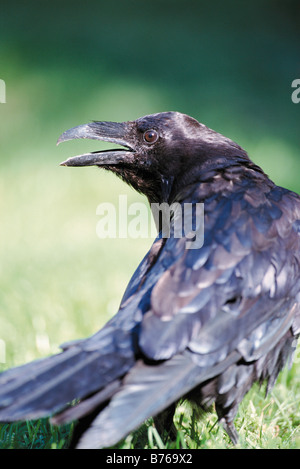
[57,120,135,167]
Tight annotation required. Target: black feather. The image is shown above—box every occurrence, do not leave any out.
[0,111,299,448]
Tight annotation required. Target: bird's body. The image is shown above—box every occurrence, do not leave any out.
[0,112,299,448]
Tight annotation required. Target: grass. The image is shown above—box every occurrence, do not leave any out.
[0,155,299,450]
[0,166,300,450]
[1,365,300,449]
[0,420,73,449]
[109,362,300,449]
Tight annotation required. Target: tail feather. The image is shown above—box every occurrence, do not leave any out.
[0,330,135,422]
[51,380,121,425]
[76,350,240,449]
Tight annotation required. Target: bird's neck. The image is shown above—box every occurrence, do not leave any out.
[165,156,269,207]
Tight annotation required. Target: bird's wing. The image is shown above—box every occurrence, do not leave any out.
[138,178,300,366]
[75,350,240,449]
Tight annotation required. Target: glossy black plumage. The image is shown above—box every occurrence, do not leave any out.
[0,112,299,448]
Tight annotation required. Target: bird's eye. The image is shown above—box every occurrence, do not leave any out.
[143,129,158,144]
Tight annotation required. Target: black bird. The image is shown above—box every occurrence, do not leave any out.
[0,111,300,448]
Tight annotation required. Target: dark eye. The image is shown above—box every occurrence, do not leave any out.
[143,129,158,144]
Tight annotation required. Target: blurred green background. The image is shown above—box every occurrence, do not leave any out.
[0,0,299,375]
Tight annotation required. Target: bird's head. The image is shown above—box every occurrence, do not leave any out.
[58,111,249,204]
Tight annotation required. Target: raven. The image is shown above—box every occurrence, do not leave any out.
[0,111,300,448]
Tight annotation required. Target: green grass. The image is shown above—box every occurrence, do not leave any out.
[1,156,300,449]
[0,157,300,451]
[1,364,300,449]
[0,420,73,449]
[106,360,300,449]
